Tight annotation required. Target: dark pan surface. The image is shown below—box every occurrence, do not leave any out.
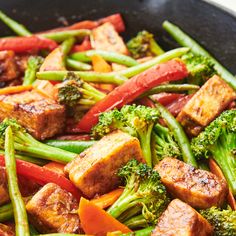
[0,0,235,74]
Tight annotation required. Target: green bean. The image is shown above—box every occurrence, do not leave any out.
[71,50,139,67]
[66,58,92,71]
[0,10,31,36]
[45,140,96,154]
[0,202,13,222]
[23,56,43,85]
[37,71,127,85]
[40,29,90,42]
[4,126,30,235]
[140,84,199,97]
[37,47,189,84]
[163,21,236,90]
[118,47,189,78]
[60,37,75,55]
[155,102,198,167]
[0,149,47,166]
[121,226,154,236]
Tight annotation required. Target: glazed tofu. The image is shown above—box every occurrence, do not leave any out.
[65,131,145,198]
[0,51,18,82]
[155,158,227,209]
[177,75,236,136]
[91,22,128,54]
[0,223,15,236]
[151,199,213,236]
[0,90,65,140]
[0,167,9,206]
[26,183,81,234]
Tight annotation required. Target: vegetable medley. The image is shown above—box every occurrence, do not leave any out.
[0,10,235,236]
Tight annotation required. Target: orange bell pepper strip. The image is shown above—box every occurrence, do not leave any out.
[0,85,33,95]
[78,197,132,236]
[91,54,112,73]
[209,158,236,210]
[91,188,124,209]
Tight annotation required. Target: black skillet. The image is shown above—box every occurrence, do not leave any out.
[0,0,235,74]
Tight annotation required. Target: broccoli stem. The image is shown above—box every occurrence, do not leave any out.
[123,214,149,229]
[12,131,77,164]
[163,21,236,90]
[155,102,197,167]
[211,134,236,195]
[138,124,154,167]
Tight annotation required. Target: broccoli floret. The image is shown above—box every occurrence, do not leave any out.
[151,123,182,165]
[58,72,106,109]
[92,105,160,167]
[191,110,236,195]
[182,53,217,85]
[107,159,170,229]
[0,119,77,163]
[200,207,236,236]
[127,30,164,59]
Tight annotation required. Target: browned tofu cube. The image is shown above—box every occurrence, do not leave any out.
[0,167,9,206]
[65,130,145,198]
[0,51,18,82]
[0,90,65,140]
[177,75,236,136]
[155,158,227,209]
[91,22,128,54]
[152,199,213,236]
[0,223,15,236]
[26,183,81,234]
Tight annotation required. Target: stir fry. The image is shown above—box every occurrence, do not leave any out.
[0,10,235,236]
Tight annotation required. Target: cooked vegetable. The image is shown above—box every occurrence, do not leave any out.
[163,20,236,89]
[141,83,199,97]
[0,202,13,222]
[78,59,188,133]
[23,56,43,85]
[71,50,138,67]
[91,54,112,72]
[127,30,164,59]
[92,105,160,167]
[91,188,124,209]
[36,47,189,82]
[107,160,169,229]
[152,123,181,165]
[0,10,31,36]
[66,58,92,71]
[58,72,106,109]
[209,159,236,210]
[79,197,132,235]
[0,36,57,52]
[191,110,236,195]
[182,52,217,85]
[0,155,81,200]
[155,102,197,167]
[4,126,30,236]
[39,29,90,42]
[45,140,96,154]
[200,207,236,236]
[0,85,32,95]
[0,119,78,163]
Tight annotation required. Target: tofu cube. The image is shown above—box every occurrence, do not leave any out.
[65,130,145,198]
[26,183,81,234]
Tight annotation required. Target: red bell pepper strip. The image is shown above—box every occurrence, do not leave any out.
[71,37,92,52]
[0,155,81,201]
[98,13,125,33]
[166,94,193,116]
[0,36,57,53]
[76,59,188,132]
[152,93,184,106]
[137,97,156,108]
